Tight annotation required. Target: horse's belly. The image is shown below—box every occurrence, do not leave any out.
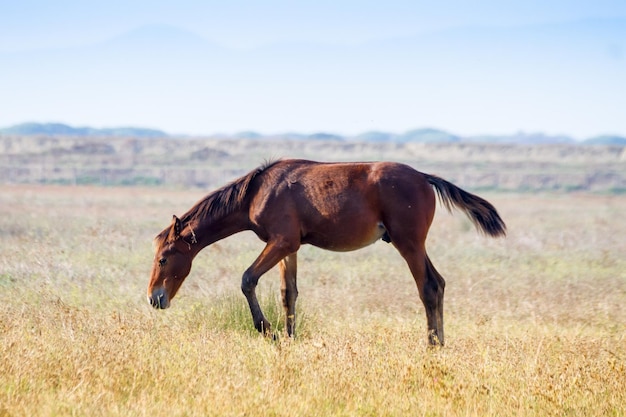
[302,221,387,252]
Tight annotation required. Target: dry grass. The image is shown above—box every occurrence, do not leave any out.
[1,185,625,416]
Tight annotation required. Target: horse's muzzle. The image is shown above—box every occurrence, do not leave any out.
[148,288,170,309]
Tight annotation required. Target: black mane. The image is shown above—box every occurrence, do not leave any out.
[154,160,279,247]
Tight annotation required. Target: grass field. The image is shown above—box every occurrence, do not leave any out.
[1,184,625,416]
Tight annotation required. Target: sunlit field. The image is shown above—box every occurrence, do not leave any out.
[1,185,624,416]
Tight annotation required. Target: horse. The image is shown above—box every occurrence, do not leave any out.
[147,159,506,345]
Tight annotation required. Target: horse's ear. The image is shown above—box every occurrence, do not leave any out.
[168,215,182,242]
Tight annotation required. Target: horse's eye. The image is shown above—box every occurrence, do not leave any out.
[159,258,167,267]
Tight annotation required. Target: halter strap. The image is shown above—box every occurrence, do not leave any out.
[179,226,198,251]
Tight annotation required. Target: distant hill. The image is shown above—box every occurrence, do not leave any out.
[582,135,626,146]
[353,128,460,143]
[307,132,344,141]
[232,131,263,139]
[354,131,398,142]
[398,128,460,143]
[466,132,576,145]
[2,122,625,146]
[0,122,168,138]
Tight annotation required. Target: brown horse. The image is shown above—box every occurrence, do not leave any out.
[147,159,506,345]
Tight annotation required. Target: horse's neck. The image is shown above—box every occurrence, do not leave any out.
[193,210,250,250]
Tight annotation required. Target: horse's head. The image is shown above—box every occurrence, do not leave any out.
[147,215,195,309]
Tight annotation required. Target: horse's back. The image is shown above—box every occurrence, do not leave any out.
[265,159,434,208]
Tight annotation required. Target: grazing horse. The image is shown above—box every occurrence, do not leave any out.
[147,159,506,345]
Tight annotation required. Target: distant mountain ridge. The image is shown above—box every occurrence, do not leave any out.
[0,122,168,138]
[1,122,625,145]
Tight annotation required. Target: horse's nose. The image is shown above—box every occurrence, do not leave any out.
[148,287,169,309]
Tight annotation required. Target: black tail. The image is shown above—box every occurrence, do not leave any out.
[424,174,506,237]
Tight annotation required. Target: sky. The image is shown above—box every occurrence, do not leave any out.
[1,1,626,138]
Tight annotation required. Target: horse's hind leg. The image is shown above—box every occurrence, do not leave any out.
[279,253,298,337]
[424,255,445,345]
[395,243,446,346]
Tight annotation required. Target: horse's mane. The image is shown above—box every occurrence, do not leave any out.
[154,160,279,248]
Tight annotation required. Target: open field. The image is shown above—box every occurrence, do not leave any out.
[1,135,625,192]
[1,183,624,416]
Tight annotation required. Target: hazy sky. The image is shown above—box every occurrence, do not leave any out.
[3,0,625,50]
[2,1,626,137]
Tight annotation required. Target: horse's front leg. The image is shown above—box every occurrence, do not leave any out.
[279,253,298,337]
[241,237,300,336]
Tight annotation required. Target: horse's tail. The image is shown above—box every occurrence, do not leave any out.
[424,174,506,237]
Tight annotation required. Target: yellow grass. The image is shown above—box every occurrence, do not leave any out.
[1,185,624,416]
